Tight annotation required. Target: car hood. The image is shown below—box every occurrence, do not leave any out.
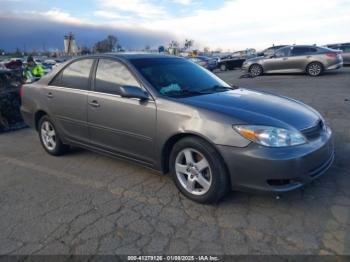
[180,88,321,130]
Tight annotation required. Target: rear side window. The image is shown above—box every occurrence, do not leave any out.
[94,59,140,95]
[51,59,94,90]
[291,47,317,56]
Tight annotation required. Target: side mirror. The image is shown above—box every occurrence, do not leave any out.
[120,85,149,100]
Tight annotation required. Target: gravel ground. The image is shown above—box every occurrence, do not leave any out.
[0,67,349,255]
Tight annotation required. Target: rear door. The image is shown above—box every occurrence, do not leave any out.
[340,45,350,64]
[46,58,94,144]
[289,46,318,71]
[87,58,156,164]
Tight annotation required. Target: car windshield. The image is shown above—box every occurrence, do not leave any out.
[130,58,234,97]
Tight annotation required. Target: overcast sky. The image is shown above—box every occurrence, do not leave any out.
[1,0,350,52]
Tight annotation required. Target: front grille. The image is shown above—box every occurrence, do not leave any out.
[301,120,324,140]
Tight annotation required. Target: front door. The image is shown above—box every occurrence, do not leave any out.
[263,46,292,72]
[87,58,156,164]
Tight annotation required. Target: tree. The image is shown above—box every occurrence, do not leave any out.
[158,46,165,53]
[80,46,91,55]
[93,35,118,53]
[14,48,22,57]
[184,39,194,50]
[0,48,4,55]
[144,45,150,52]
[169,40,179,48]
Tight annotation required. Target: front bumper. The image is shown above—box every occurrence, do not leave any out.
[217,130,334,193]
[241,63,249,72]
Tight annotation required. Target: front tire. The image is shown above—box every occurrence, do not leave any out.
[249,64,263,77]
[170,137,229,203]
[307,62,323,76]
[38,116,69,156]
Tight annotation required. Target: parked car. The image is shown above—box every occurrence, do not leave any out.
[5,59,23,70]
[326,43,350,65]
[242,45,343,77]
[188,56,217,71]
[218,49,256,71]
[257,45,287,57]
[21,54,334,203]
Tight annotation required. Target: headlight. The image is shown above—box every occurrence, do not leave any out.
[233,125,307,147]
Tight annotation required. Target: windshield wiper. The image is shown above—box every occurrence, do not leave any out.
[165,89,208,97]
[199,85,238,93]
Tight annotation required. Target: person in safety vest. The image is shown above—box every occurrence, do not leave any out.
[23,56,44,81]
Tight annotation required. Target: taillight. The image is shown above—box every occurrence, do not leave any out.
[19,86,24,98]
[325,53,337,57]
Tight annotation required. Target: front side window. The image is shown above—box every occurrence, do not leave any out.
[275,47,290,57]
[94,59,140,95]
[130,58,232,97]
[53,59,94,90]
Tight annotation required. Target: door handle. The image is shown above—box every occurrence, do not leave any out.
[47,92,53,99]
[89,100,100,107]
[283,58,288,60]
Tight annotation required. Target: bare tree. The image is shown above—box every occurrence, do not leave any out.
[169,40,179,48]
[94,35,118,53]
[184,39,194,50]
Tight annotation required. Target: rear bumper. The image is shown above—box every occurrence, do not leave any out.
[20,107,35,128]
[217,129,334,193]
[325,62,343,71]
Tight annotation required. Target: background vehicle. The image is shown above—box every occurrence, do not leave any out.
[257,45,287,57]
[21,54,334,203]
[243,45,343,77]
[218,49,256,71]
[326,43,350,65]
[188,56,217,71]
[5,59,23,70]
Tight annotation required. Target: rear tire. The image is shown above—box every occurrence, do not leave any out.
[307,62,323,76]
[170,137,229,203]
[220,64,227,71]
[249,64,263,77]
[38,116,69,156]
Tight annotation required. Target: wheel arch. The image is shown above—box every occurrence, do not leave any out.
[248,63,264,73]
[34,110,48,131]
[305,61,324,72]
[160,133,231,184]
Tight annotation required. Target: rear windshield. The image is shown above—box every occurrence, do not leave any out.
[130,58,230,97]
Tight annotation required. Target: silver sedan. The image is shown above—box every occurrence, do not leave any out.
[243,45,343,77]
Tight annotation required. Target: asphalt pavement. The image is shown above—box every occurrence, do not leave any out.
[0,67,349,255]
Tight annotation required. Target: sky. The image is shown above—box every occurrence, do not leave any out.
[1,0,350,52]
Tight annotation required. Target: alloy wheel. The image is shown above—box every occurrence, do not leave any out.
[220,64,227,71]
[175,148,212,196]
[308,63,322,76]
[250,64,262,77]
[41,121,56,151]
